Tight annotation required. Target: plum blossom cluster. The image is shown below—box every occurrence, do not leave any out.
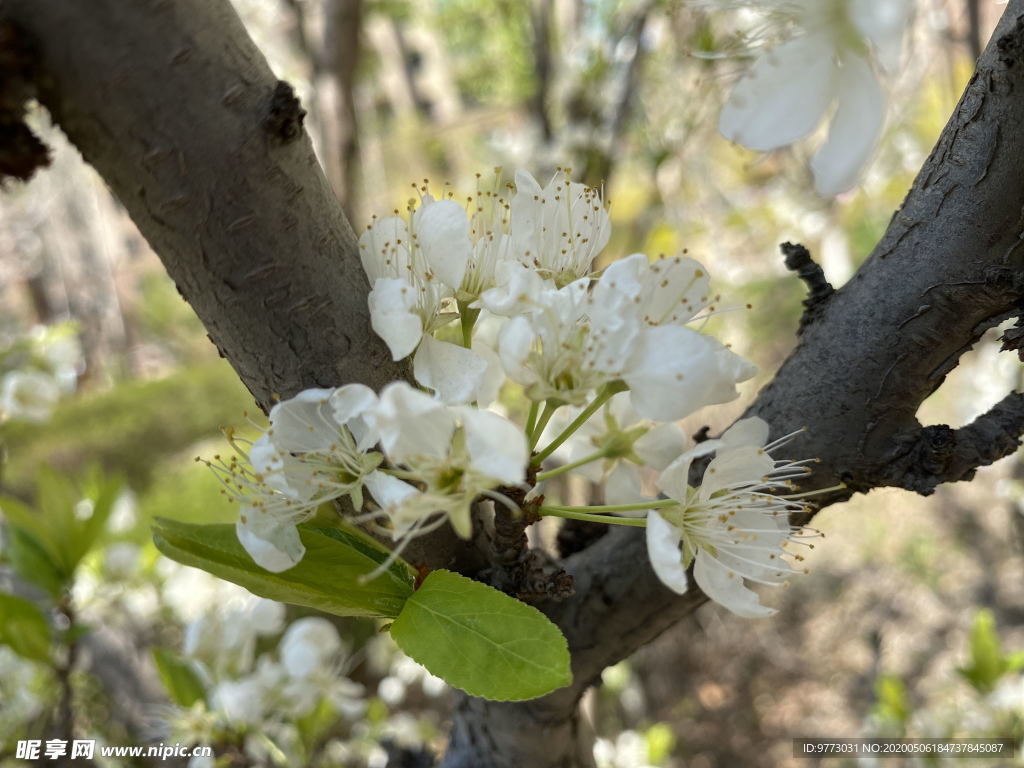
[714,0,914,196]
[209,169,820,617]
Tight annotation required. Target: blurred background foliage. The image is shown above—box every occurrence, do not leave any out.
[1,0,1022,766]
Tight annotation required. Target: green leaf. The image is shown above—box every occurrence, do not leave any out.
[0,592,52,663]
[5,526,68,596]
[0,495,67,578]
[152,647,206,707]
[35,466,80,573]
[152,518,413,618]
[958,609,1006,693]
[872,674,911,730]
[389,570,572,701]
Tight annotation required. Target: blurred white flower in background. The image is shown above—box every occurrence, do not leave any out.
[0,369,61,422]
[717,0,914,195]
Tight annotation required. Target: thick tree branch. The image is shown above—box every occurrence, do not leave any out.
[2,0,406,410]
[443,5,1024,765]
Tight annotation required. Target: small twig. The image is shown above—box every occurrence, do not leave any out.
[877,391,1024,495]
[781,242,834,333]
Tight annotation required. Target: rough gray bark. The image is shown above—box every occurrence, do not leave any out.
[5,1,1024,767]
[3,0,406,412]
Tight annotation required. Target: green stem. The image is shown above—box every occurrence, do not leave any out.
[538,507,647,527]
[529,401,559,450]
[532,385,619,465]
[457,302,480,348]
[524,401,540,439]
[535,449,608,482]
[541,499,677,513]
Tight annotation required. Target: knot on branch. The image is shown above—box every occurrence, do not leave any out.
[781,242,834,333]
[262,80,306,144]
[996,13,1024,68]
[483,490,575,602]
[0,19,51,182]
[878,424,958,495]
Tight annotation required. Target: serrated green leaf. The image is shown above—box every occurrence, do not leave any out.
[0,592,52,663]
[152,647,206,707]
[389,570,572,701]
[152,518,412,618]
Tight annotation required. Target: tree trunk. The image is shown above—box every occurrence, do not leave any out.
[2,0,407,411]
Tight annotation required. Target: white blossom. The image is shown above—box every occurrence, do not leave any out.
[510,168,611,284]
[0,369,61,422]
[480,254,755,419]
[205,385,385,573]
[367,382,528,540]
[644,417,814,617]
[717,0,913,195]
[359,197,471,361]
[279,617,343,679]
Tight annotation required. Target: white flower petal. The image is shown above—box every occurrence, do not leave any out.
[412,335,489,405]
[266,388,340,453]
[495,315,536,382]
[364,470,420,509]
[0,370,61,423]
[625,326,756,422]
[656,452,696,504]
[719,35,837,151]
[470,335,505,408]
[330,383,380,451]
[635,423,688,471]
[367,278,424,361]
[720,417,770,449]
[458,407,528,485]
[280,617,342,679]
[413,198,472,289]
[236,508,305,573]
[693,550,776,618]
[810,53,885,196]
[701,445,775,499]
[656,440,720,502]
[375,383,455,463]
[849,0,913,73]
[606,463,644,506]
[646,511,689,595]
[477,260,550,317]
[359,216,409,282]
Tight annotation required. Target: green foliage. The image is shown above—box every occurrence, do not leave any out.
[0,361,250,496]
[432,0,535,106]
[389,569,572,701]
[152,647,206,708]
[0,466,122,594]
[0,593,51,663]
[958,610,1024,694]
[152,519,414,618]
[872,674,911,731]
